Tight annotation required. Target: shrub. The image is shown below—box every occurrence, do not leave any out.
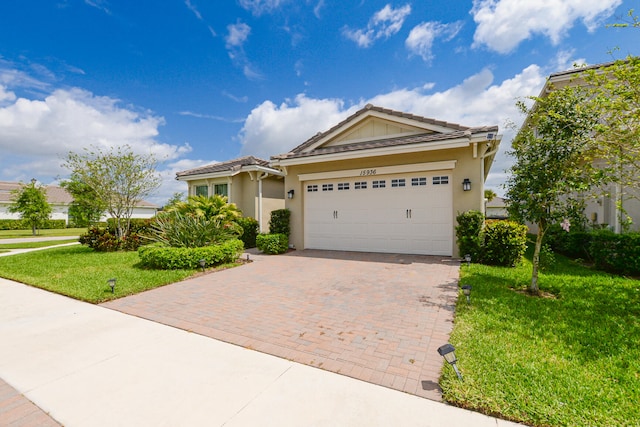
[79,227,121,252]
[138,239,244,269]
[589,230,640,275]
[237,217,259,248]
[257,233,288,254]
[482,220,528,267]
[455,210,484,261]
[0,219,66,230]
[544,224,592,260]
[146,212,241,248]
[269,209,290,236]
[539,243,556,271]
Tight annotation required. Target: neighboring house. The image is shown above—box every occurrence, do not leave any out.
[175,156,285,232]
[486,196,509,220]
[270,104,501,257]
[0,181,158,224]
[534,62,640,232]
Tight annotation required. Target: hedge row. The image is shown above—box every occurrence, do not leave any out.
[138,239,244,269]
[547,228,640,275]
[256,233,288,254]
[0,219,67,230]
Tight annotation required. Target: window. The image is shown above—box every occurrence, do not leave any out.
[411,177,427,186]
[322,183,334,191]
[214,183,228,197]
[432,176,449,185]
[337,182,350,190]
[355,181,367,189]
[391,178,406,188]
[195,185,208,197]
[307,184,318,192]
[372,180,386,188]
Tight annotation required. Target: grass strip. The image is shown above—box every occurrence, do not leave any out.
[0,228,87,238]
[0,245,198,303]
[444,250,640,426]
[0,240,79,249]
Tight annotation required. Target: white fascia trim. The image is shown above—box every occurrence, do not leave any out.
[298,160,458,182]
[274,138,470,167]
[176,165,284,181]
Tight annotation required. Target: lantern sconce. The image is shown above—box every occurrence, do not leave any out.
[462,178,471,191]
[287,189,295,199]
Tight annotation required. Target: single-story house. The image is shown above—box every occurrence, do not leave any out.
[175,156,285,232]
[0,181,158,224]
[534,62,640,232]
[486,196,509,220]
[270,104,502,257]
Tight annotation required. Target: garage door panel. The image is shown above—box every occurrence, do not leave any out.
[304,172,453,255]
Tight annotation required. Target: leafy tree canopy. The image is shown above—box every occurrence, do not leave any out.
[9,179,52,235]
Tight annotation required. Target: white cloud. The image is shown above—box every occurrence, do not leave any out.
[313,0,325,19]
[343,4,412,48]
[225,21,251,50]
[0,84,192,194]
[471,0,622,54]
[0,85,16,103]
[405,21,463,63]
[225,21,263,80]
[239,0,288,16]
[238,64,549,195]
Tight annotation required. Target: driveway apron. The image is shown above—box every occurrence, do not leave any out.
[102,250,460,401]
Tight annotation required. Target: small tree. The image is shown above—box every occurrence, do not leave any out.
[63,145,161,240]
[506,85,600,294]
[484,189,497,202]
[61,173,106,227]
[9,179,52,235]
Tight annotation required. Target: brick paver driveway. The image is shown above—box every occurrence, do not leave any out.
[102,250,460,401]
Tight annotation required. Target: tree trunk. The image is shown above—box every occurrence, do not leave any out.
[530,227,544,295]
[31,223,36,236]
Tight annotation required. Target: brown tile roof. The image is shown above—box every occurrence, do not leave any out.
[0,181,157,208]
[176,156,271,178]
[272,104,498,161]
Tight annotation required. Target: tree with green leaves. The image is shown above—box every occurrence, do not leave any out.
[60,173,107,227]
[9,179,52,235]
[63,145,161,240]
[166,194,242,225]
[161,192,186,211]
[484,189,497,202]
[506,85,601,295]
[584,56,640,228]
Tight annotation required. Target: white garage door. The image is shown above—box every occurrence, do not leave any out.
[304,171,452,255]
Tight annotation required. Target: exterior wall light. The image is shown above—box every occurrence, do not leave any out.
[287,189,295,199]
[462,178,471,191]
[107,278,116,294]
[199,259,206,272]
[437,343,463,380]
[461,285,472,303]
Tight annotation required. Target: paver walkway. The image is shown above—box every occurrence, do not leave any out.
[103,249,460,401]
[0,379,60,427]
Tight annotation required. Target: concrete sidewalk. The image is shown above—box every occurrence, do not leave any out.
[0,279,523,426]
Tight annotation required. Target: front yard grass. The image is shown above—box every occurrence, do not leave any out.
[0,228,87,238]
[445,249,640,427]
[0,245,199,303]
[0,239,78,249]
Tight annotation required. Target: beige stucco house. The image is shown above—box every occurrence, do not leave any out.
[270,104,501,257]
[535,62,640,232]
[176,156,285,232]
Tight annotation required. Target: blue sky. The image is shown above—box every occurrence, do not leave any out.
[0,0,637,204]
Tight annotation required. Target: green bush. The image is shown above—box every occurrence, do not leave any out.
[146,212,241,248]
[79,225,147,252]
[256,233,288,254]
[482,220,528,267]
[237,217,259,248]
[590,231,640,275]
[269,209,290,236]
[138,239,244,269]
[544,224,593,260]
[455,210,484,261]
[0,219,66,230]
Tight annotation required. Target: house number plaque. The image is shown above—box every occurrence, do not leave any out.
[359,169,377,176]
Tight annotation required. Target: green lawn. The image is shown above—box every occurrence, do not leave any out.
[0,228,87,238]
[0,245,199,303]
[445,250,640,427]
[0,239,78,249]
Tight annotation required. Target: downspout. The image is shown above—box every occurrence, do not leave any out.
[258,172,268,233]
[480,141,500,214]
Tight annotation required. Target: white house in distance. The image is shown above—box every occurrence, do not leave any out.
[0,181,158,224]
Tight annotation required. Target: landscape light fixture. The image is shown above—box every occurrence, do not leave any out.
[199,259,206,272]
[437,343,463,380]
[461,285,472,303]
[287,189,295,199]
[464,254,471,267]
[107,278,116,294]
[246,254,250,261]
[462,178,471,191]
